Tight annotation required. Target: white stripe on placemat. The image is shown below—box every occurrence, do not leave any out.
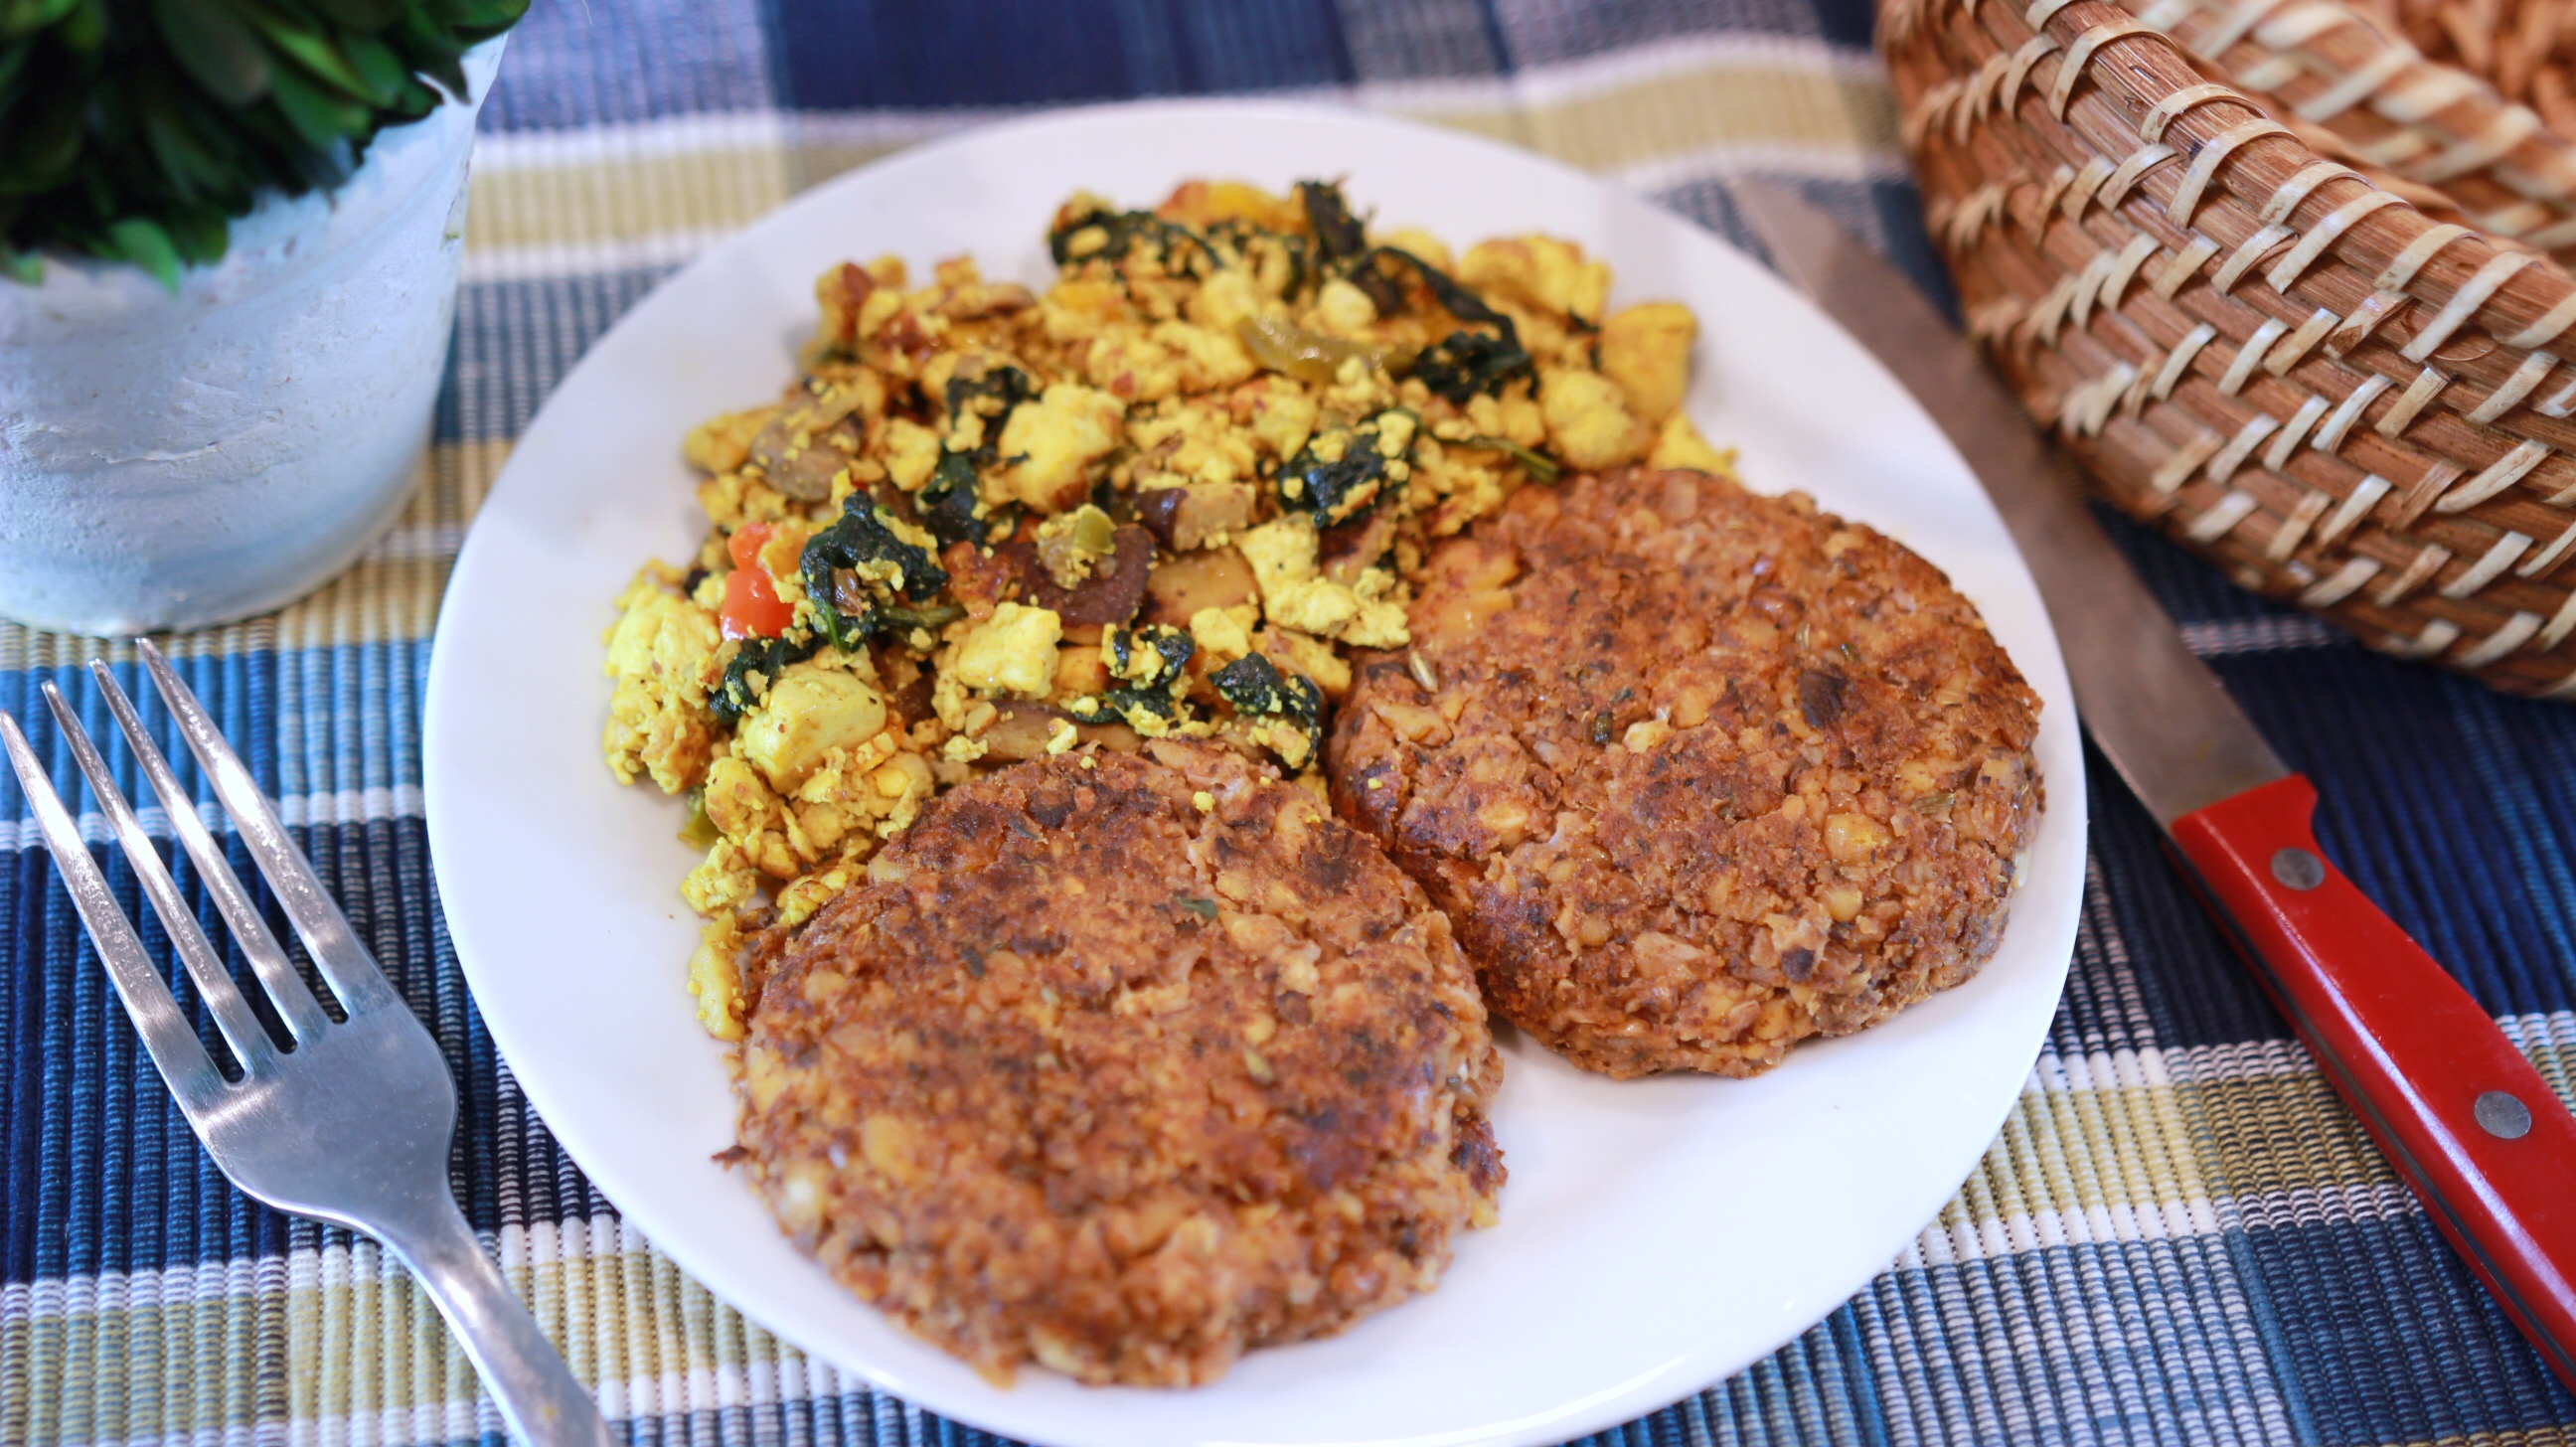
[3,784,426,851]
[2176,614,2344,655]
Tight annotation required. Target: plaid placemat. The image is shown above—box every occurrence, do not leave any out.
[7,2,2576,1444]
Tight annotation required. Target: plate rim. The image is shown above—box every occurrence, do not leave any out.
[424,94,2085,1447]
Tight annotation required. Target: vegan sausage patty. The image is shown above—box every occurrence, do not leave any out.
[733,741,1504,1386]
[1330,467,2041,1079]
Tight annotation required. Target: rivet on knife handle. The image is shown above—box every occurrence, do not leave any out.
[2170,775,2576,1391]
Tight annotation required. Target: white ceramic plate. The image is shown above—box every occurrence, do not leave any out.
[424,99,2085,1447]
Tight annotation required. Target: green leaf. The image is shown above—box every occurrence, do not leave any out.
[234,0,385,103]
[264,60,366,147]
[418,47,465,97]
[0,38,34,112]
[341,33,404,101]
[2,243,44,284]
[140,86,231,198]
[422,0,509,26]
[443,0,523,37]
[302,0,398,32]
[378,74,433,120]
[149,0,272,105]
[0,83,80,194]
[166,205,230,261]
[386,11,466,94]
[106,216,182,290]
[55,0,100,49]
[0,0,80,43]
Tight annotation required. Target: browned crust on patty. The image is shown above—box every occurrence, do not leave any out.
[734,741,1504,1386]
[1328,467,2041,1079]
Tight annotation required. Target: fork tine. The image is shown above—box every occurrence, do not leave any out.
[2,711,228,1110]
[133,640,399,1015]
[39,682,279,1074]
[88,661,332,1045]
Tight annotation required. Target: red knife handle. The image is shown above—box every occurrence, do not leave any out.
[2171,774,2576,1393]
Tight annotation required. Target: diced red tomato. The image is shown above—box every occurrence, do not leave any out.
[721,524,795,639]
[722,567,795,640]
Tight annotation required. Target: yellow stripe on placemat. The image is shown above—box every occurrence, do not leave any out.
[1900,1016,2576,1252]
[1501,62,1897,178]
[777,68,1897,201]
[466,157,790,260]
[8,1225,839,1433]
[463,56,1903,277]
[0,440,506,671]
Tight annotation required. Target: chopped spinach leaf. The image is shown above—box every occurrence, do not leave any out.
[712,632,821,725]
[1296,179,1368,265]
[1278,439,1386,525]
[1064,684,1184,727]
[1348,247,1513,328]
[1414,327,1534,405]
[918,452,993,548]
[1277,410,1410,525]
[945,364,1037,427]
[1342,248,1532,403]
[1069,624,1199,732]
[1207,217,1313,295]
[1211,653,1321,729]
[1107,624,1196,687]
[913,365,1039,549]
[800,498,949,650]
[1211,653,1325,765]
[1046,203,1216,279]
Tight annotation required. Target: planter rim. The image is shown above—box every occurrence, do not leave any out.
[0,36,506,341]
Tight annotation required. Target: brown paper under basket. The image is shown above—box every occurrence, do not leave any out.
[1879,0,2576,696]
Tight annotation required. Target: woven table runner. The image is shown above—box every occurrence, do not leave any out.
[7,2,2576,1443]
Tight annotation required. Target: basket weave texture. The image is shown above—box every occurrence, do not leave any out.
[1880,0,2576,696]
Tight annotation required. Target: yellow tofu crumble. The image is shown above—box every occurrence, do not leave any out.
[601,177,1732,1038]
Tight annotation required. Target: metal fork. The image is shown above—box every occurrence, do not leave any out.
[0,639,611,1447]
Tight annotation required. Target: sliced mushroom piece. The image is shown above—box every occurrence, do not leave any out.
[749,410,864,501]
[1133,481,1256,551]
[1008,525,1156,626]
[939,539,1024,620]
[1318,509,1397,585]
[977,703,1068,761]
[1142,544,1259,627]
[976,702,1143,760]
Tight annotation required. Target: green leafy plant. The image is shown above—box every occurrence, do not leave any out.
[0,0,525,288]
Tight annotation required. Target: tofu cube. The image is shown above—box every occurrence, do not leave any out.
[951,602,1064,699]
[737,665,887,791]
[997,384,1125,512]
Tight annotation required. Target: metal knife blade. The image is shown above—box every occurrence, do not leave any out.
[1727,178,2576,1395]
[1728,179,2284,825]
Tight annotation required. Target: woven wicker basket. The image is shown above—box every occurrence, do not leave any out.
[1879,0,2576,696]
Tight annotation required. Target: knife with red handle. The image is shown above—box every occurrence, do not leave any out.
[1732,179,2576,1392]
[2174,775,2576,1377]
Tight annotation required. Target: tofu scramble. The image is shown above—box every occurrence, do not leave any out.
[602,179,1732,1041]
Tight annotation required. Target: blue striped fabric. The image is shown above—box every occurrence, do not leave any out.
[7,2,2576,1445]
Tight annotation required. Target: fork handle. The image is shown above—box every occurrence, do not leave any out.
[373,1194,615,1447]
